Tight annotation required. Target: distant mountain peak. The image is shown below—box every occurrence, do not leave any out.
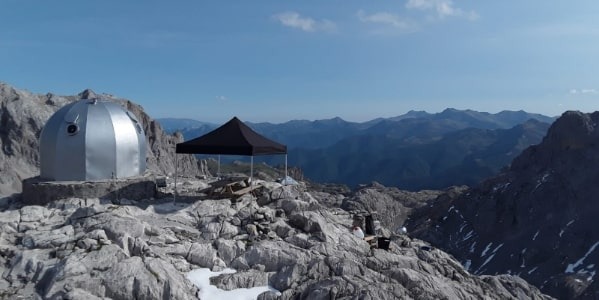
[408,109,599,299]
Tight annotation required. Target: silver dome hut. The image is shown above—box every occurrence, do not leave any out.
[39,98,147,181]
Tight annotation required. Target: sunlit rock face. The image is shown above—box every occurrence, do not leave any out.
[40,98,146,181]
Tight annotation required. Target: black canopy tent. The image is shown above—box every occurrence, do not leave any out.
[173,117,288,199]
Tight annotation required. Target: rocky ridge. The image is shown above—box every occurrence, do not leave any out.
[0,180,552,299]
[0,82,204,196]
[407,111,599,299]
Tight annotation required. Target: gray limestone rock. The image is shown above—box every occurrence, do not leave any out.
[408,111,599,299]
[20,205,51,223]
[215,239,246,265]
[102,257,198,300]
[186,242,222,269]
[0,174,553,300]
[22,225,76,249]
[210,269,269,290]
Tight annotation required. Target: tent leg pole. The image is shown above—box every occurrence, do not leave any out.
[250,156,253,186]
[285,154,288,186]
[174,154,177,203]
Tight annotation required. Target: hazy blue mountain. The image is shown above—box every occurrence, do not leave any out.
[158,109,554,189]
[289,119,551,190]
[156,118,217,134]
[248,117,364,149]
[160,109,554,147]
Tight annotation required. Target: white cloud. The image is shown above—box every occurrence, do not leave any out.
[216,96,228,101]
[570,89,598,95]
[357,10,413,30]
[272,12,336,32]
[406,0,479,21]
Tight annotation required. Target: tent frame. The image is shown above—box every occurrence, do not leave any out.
[172,117,288,202]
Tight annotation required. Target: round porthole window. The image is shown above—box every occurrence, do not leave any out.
[67,124,79,135]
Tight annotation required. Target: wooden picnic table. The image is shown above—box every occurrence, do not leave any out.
[207,177,261,198]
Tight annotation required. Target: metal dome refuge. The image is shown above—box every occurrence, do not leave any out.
[40,98,147,181]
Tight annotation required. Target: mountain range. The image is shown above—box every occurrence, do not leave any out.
[0,82,556,299]
[406,111,599,299]
[159,109,554,190]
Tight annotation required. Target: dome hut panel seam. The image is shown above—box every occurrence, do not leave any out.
[39,99,147,181]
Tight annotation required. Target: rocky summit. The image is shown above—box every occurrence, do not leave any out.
[0,180,552,299]
[407,111,599,300]
[0,82,554,299]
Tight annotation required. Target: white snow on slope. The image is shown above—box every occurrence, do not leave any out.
[464,259,472,271]
[560,220,575,237]
[565,241,599,274]
[187,268,280,300]
[533,230,540,241]
[469,241,477,253]
[492,243,503,254]
[463,230,474,241]
[481,242,493,257]
[475,254,496,274]
[533,173,550,192]
[459,222,468,233]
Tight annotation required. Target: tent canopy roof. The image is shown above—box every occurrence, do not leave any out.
[175,116,287,156]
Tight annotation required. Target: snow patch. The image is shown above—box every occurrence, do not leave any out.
[476,253,496,274]
[588,270,597,281]
[448,206,455,213]
[492,182,510,192]
[528,267,538,275]
[533,173,551,192]
[463,230,474,241]
[560,220,575,237]
[481,242,493,257]
[469,241,477,253]
[565,241,599,274]
[187,268,280,300]
[463,259,471,271]
[533,230,540,241]
[492,243,503,254]
[459,222,468,233]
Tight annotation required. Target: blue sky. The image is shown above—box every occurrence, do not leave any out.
[1,1,598,123]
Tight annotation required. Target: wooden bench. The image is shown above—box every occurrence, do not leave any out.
[231,184,261,197]
[207,179,262,199]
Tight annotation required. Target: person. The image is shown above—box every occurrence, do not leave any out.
[352,226,365,239]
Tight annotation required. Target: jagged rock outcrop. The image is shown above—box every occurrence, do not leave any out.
[340,182,444,232]
[0,82,203,196]
[0,180,552,299]
[407,111,599,299]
